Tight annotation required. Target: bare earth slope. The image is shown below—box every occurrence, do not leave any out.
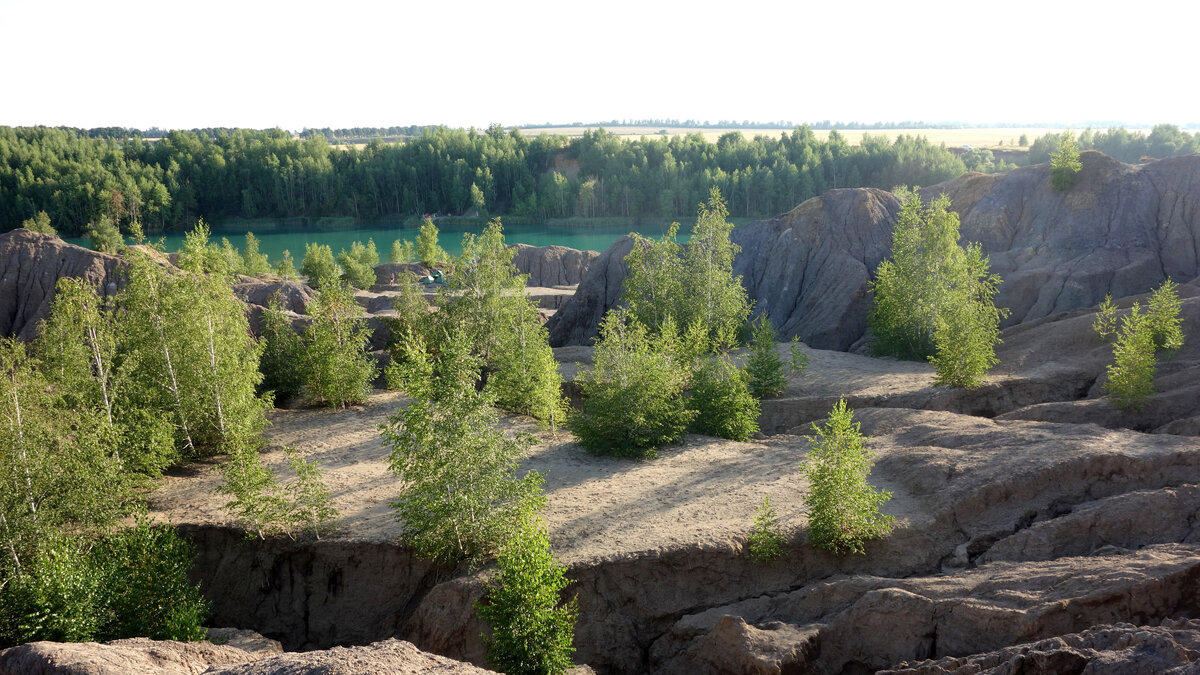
[149,328,1200,672]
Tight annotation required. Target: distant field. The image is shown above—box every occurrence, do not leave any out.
[508,126,1153,149]
[326,126,1156,151]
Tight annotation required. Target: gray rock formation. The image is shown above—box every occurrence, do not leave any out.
[882,619,1200,674]
[550,152,1200,350]
[0,633,267,675]
[231,280,315,316]
[0,229,124,340]
[0,634,491,675]
[511,243,599,287]
[545,235,635,346]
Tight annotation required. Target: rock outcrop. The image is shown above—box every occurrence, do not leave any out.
[549,152,1200,349]
[231,280,316,316]
[0,631,273,675]
[0,229,124,340]
[546,235,635,346]
[882,619,1200,674]
[511,243,599,287]
[0,635,491,675]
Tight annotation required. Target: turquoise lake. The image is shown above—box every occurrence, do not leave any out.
[65,221,690,265]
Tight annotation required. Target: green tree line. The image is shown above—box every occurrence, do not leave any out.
[0,125,970,236]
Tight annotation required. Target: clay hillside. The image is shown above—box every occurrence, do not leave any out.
[2,152,1200,674]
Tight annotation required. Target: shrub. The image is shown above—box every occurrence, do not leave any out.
[869,190,1006,387]
[572,310,694,458]
[276,249,298,279]
[94,516,209,641]
[1104,303,1157,410]
[337,240,378,290]
[0,535,106,645]
[86,215,123,253]
[688,353,759,441]
[1050,131,1082,190]
[258,297,305,400]
[417,218,448,266]
[1147,278,1184,351]
[21,211,55,236]
[746,495,785,563]
[383,330,544,564]
[1093,294,1118,340]
[477,513,577,675]
[745,315,788,398]
[801,399,894,555]
[242,232,271,276]
[301,243,339,288]
[218,445,339,540]
[390,239,415,264]
[300,283,377,408]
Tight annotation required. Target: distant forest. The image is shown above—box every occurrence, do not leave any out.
[2,124,1198,237]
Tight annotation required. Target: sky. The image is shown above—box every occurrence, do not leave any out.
[3,0,1197,131]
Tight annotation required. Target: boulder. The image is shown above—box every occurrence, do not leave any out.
[0,229,124,340]
[510,243,599,287]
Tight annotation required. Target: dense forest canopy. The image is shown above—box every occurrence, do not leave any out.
[2,124,1198,237]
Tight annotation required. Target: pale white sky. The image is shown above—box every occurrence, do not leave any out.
[2,0,1195,131]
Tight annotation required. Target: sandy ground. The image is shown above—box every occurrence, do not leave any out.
[148,342,946,566]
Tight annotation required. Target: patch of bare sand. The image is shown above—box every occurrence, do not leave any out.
[148,388,820,565]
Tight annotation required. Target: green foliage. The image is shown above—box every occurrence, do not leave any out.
[0,125,973,236]
[572,309,694,458]
[338,240,378,290]
[258,297,305,400]
[218,238,246,276]
[1104,303,1157,410]
[242,232,272,276]
[1050,131,1082,190]
[276,249,297,279]
[1019,134,1029,147]
[789,336,809,372]
[869,191,1006,386]
[119,252,269,457]
[622,224,684,335]
[301,242,339,289]
[218,444,285,539]
[0,521,209,647]
[21,211,55,235]
[687,353,759,441]
[745,315,788,398]
[477,513,577,675]
[390,239,415,264]
[746,495,785,564]
[93,516,209,641]
[417,218,448,266]
[622,188,751,352]
[437,219,566,426]
[86,215,123,253]
[0,535,106,645]
[283,447,340,539]
[383,330,545,564]
[0,338,130,580]
[1093,294,1118,340]
[801,399,894,555]
[929,244,1005,388]
[218,445,340,540]
[1147,278,1184,351]
[176,221,228,275]
[300,283,377,408]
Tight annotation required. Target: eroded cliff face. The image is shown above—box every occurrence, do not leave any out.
[550,152,1200,350]
[0,229,125,340]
